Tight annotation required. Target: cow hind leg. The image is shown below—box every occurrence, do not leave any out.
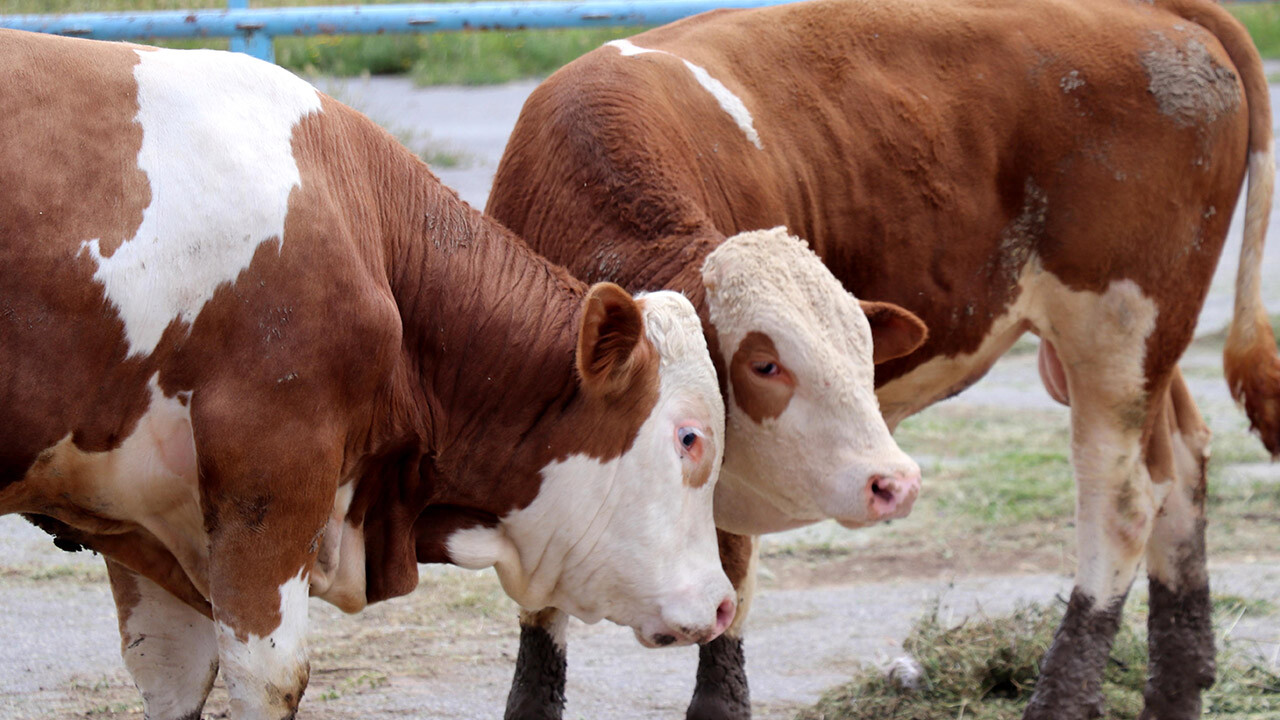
[1140,370,1215,720]
[686,532,757,720]
[107,559,218,720]
[504,607,570,720]
[1023,281,1166,720]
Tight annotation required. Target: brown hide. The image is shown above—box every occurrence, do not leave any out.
[487,0,1251,399]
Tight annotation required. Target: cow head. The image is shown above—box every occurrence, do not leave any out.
[447,285,734,647]
[702,227,927,535]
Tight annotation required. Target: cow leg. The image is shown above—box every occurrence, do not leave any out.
[1140,370,1215,720]
[504,607,570,720]
[107,559,218,720]
[686,531,757,720]
[1023,291,1165,720]
[195,402,340,720]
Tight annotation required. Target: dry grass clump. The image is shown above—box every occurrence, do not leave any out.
[796,599,1280,720]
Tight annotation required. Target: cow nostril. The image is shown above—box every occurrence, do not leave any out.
[652,633,676,647]
[715,597,735,632]
[870,477,895,502]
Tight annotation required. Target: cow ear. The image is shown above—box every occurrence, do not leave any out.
[860,300,928,364]
[577,282,646,393]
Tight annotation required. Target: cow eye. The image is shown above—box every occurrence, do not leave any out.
[675,425,704,462]
[751,361,780,377]
[679,427,698,449]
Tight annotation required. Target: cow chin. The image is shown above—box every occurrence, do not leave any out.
[632,625,697,649]
[834,516,877,530]
[712,471,826,535]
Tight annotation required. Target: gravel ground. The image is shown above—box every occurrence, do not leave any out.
[1,73,1278,719]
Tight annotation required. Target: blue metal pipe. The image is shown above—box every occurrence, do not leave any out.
[0,0,789,41]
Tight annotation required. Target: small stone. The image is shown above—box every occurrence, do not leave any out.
[886,655,924,691]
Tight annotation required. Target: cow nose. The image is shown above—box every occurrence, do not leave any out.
[867,470,920,520]
[712,596,736,639]
[649,592,736,647]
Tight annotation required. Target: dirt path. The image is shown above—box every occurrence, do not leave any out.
[1,75,1278,719]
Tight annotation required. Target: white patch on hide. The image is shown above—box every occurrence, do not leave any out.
[82,47,322,357]
[118,569,218,718]
[607,39,762,150]
[25,375,210,595]
[216,569,310,717]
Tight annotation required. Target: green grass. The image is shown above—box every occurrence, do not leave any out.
[1230,2,1280,60]
[2,0,646,85]
[796,599,1280,720]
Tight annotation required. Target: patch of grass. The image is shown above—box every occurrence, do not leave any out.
[1230,2,1280,60]
[797,599,1280,720]
[405,27,640,86]
[1214,593,1279,619]
[2,0,645,85]
[893,405,1074,531]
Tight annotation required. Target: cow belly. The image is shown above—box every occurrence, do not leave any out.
[17,375,210,595]
[876,268,1040,429]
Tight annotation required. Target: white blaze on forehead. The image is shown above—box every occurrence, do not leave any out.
[606,39,762,150]
[704,227,876,397]
[82,47,322,357]
[448,289,728,631]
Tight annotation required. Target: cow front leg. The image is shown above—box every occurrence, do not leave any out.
[1140,371,1215,720]
[196,408,340,719]
[211,565,312,720]
[686,531,757,720]
[107,559,218,720]
[504,607,570,720]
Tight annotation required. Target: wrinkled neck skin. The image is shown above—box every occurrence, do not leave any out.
[375,148,635,611]
[378,164,729,628]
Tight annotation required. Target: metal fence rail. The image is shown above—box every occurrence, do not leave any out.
[0,0,794,63]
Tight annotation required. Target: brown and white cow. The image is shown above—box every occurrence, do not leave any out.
[0,30,738,719]
[486,0,1280,718]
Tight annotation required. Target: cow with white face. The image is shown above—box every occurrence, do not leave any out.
[0,29,733,719]
[701,229,923,535]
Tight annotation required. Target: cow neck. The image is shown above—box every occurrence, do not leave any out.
[625,230,726,385]
[379,153,589,512]
[610,229,719,317]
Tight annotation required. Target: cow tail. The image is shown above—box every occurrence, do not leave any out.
[1161,0,1280,456]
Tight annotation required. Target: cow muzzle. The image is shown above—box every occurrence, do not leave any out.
[835,467,922,528]
[634,589,736,648]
